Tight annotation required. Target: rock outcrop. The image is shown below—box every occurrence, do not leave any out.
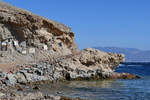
[0,1,139,85]
[53,48,125,80]
[0,1,78,64]
[0,2,140,100]
[0,48,138,87]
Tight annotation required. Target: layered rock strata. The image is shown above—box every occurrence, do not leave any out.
[0,1,78,64]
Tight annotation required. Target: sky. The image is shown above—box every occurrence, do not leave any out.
[2,0,150,50]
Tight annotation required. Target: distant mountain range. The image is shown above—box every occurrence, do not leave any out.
[94,47,150,62]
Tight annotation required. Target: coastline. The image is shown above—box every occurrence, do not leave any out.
[0,51,139,100]
[0,2,140,100]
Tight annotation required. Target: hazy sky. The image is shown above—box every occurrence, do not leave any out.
[3,0,150,50]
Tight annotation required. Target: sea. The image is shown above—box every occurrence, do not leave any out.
[37,64,150,100]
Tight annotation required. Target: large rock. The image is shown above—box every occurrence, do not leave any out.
[6,73,17,86]
[52,48,125,80]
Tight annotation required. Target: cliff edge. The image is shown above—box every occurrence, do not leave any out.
[0,1,78,64]
[0,2,140,99]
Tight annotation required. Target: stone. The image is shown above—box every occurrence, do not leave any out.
[29,48,35,54]
[18,92,43,100]
[49,48,126,80]
[0,72,6,79]
[23,72,48,82]
[110,72,140,79]
[6,73,17,85]
[34,69,43,76]
[20,41,26,48]
[13,40,19,46]
[43,44,48,50]
[0,92,5,97]
[33,86,40,90]
[16,72,27,84]
[16,85,24,91]
[21,50,27,55]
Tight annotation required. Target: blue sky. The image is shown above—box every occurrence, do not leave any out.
[2,0,150,50]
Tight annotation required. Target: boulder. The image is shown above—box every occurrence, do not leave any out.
[0,92,5,97]
[6,73,17,85]
[52,48,126,80]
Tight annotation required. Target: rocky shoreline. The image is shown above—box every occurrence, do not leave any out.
[0,48,139,87]
[0,91,84,100]
[0,2,140,100]
[0,48,140,100]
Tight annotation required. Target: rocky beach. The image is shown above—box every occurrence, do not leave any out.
[0,2,139,100]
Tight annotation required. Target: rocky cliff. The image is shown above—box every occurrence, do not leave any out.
[0,1,78,64]
[0,2,139,100]
[0,1,139,84]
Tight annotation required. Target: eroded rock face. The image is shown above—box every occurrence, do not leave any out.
[0,2,76,47]
[53,48,126,80]
[0,1,78,63]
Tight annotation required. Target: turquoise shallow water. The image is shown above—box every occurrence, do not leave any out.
[38,65,150,100]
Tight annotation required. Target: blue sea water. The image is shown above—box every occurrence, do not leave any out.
[40,64,150,100]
